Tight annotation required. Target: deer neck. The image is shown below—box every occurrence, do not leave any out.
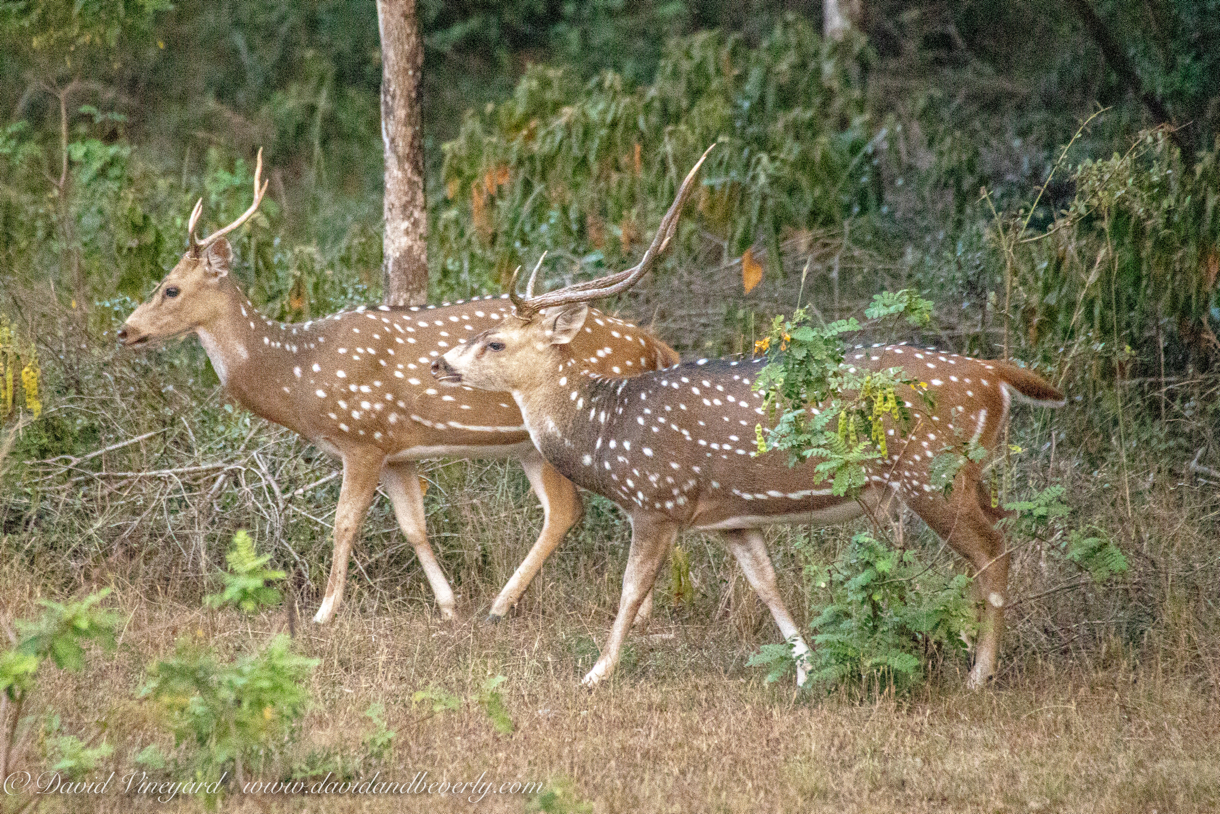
[194,282,295,424]
[510,353,618,485]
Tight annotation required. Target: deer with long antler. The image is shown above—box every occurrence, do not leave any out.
[118,150,680,625]
[433,146,1065,689]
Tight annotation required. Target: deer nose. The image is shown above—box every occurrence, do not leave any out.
[430,358,448,377]
[116,327,128,343]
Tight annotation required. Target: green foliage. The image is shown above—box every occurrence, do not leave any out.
[47,725,114,778]
[1094,0,1220,155]
[411,675,515,735]
[411,685,463,714]
[134,742,168,771]
[1004,486,1127,585]
[927,439,989,496]
[141,633,317,784]
[436,16,877,297]
[360,702,396,763]
[528,777,595,814]
[11,588,119,677]
[864,289,935,326]
[751,533,973,693]
[1008,128,1220,376]
[750,292,934,489]
[1004,485,1071,529]
[0,590,118,808]
[204,530,285,614]
[477,674,515,735]
[0,0,170,76]
[1065,529,1129,583]
[0,649,40,701]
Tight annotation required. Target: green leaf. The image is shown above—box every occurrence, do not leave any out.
[411,687,462,713]
[205,530,285,614]
[477,675,515,735]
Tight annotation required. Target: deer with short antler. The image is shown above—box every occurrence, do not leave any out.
[433,147,1064,689]
[118,150,679,625]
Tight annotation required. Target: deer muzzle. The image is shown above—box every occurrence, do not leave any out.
[431,357,462,385]
[116,325,149,347]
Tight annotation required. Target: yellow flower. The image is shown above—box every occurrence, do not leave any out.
[21,358,40,418]
[754,336,772,353]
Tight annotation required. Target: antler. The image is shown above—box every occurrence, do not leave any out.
[509,144,714,316]
[188,148,269,256]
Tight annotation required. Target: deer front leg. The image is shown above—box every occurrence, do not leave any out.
[582,515,677,688]
[314,448,383,624]
[723,529,813,688]
[383,461,457,620]
[487,449,584,620]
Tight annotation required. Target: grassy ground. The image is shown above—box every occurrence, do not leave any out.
[6,544,1219,814]
[5,345,1220,813]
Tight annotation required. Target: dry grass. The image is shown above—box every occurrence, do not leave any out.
[5,555,1218,814]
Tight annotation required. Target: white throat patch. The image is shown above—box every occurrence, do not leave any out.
[196,328,246,386]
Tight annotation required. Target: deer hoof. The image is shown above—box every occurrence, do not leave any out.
[581,665,608,689]
[966,664,994,690]
[484,613,504,626]
[313,596,336,624]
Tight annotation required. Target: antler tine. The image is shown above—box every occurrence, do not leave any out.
[525,251,546,298]
[508,265,527,314]
[187,197,204,255]
[194,148,269,253]
[512,144,714,315]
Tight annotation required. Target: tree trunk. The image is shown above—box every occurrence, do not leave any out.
[377,0,428,306]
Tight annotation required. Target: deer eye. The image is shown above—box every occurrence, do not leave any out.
[164,287,180,298]
[487,341,505,352]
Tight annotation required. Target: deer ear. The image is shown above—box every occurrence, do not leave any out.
[543,303,588,346]
[203,239,232,278]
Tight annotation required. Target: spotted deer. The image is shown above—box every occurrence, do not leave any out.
[118,150,679,625]
[433,151,1064,689]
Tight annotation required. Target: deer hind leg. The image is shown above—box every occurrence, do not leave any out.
[487,449,584,620]
[632,590,654,629]
[582,515,677,688]
[910,476,1010,689]
[314,448,383,624]
[383,461,457,620]
[723,529,813,688]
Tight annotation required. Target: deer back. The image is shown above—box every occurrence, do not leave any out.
[223,295,678,457]
[512,345,1061,530]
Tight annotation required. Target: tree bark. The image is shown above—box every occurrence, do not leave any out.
[378,0,428,306]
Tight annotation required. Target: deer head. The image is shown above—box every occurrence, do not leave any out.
[431,301,590,394]
[118,150,268,347]
[433,145,712,394]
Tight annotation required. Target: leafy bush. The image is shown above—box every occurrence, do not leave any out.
[141,528,316,797]
[1004,486,1128,584]
[751,290,934,490]
[1005,128,1220,376]
[435,16,879,297]
[0,589,119,800]
[204,530,286,614]
[751,532,973,692]
[141,634,317,789]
